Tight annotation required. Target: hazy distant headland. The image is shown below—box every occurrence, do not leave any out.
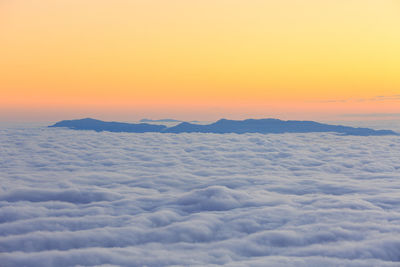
[49,118,398,136]
[140,118,183,123]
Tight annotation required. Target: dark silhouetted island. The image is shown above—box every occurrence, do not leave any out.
[49,118,398,136]
[50,118,167,132]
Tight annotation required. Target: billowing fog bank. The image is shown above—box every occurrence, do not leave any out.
[1,127,400,266]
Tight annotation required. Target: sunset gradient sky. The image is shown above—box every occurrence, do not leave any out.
[1,0,400,122]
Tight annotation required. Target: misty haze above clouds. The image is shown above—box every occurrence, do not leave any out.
[1,127,400,266]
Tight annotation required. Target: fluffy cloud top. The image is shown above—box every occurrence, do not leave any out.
[1,127,400,266]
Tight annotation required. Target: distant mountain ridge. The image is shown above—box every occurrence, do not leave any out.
[49,118,398,136]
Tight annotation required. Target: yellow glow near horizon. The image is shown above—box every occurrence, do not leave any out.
[1,0,400,121]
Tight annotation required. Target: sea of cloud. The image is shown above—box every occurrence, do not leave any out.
[1,126,400,266]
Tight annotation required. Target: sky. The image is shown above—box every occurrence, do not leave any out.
[1,0,400,122]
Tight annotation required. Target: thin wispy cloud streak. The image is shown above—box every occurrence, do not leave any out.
[313,95,400,104]
[340,113,400,118]
[1,127,400,266]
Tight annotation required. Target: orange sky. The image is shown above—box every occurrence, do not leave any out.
[1,0,399,122]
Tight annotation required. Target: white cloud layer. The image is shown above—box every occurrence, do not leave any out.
[1,127,400,266]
